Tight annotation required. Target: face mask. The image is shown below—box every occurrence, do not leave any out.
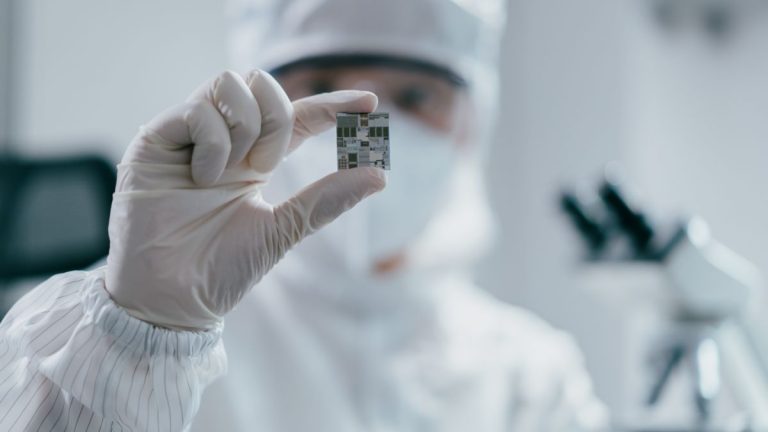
[360,110,457,262]
[270,108,458,275]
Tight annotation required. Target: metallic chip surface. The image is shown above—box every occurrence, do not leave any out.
[336,112,390,170]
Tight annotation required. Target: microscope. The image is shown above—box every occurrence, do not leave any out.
[561,174,768,431]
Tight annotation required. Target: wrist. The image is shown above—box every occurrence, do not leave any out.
[104,264,222,332]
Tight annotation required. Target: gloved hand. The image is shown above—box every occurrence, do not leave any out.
[105,70,385,330]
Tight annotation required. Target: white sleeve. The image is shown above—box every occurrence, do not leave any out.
[0,267,227,431]
[509,328,611,432]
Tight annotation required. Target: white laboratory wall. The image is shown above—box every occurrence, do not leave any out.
[0,0,14,146]
[11,0,768,423]
[625,1,768,279]
[480,0,632,415]
[13,0,228,160]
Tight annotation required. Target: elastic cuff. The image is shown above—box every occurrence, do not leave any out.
[83,267,223,358]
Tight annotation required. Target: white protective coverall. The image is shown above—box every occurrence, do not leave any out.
[192,0,610,430]
[0,0,610,430]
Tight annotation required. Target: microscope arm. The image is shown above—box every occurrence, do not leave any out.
[664,218,768,426]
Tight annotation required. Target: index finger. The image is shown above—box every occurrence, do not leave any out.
[244,70,294,175]
[288,90,378,154]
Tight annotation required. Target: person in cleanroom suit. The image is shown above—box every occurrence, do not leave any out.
[0,0,609,430]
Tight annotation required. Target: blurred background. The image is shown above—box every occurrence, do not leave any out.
[1,0,767,429]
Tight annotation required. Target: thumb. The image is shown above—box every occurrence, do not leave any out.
[272,167,386,249]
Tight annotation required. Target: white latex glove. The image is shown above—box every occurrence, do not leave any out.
[105,70,385,330]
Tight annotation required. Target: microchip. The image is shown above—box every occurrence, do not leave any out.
[336,112,390,170]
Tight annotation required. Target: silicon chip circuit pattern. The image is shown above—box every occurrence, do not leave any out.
[336,112,390,170]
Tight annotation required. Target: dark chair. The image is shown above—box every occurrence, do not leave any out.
[0,155,116,290]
